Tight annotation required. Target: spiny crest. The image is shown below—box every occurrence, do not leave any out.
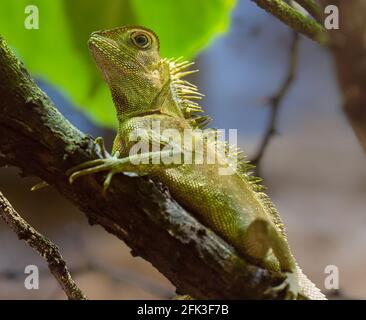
[233,149,283,230]
[165,57,282,229]
[231,149,283,229]
[234,150,266,192]
[165,57,275,212]
[205,130,266,192]
[224,145,284,230]
[164,57,211,129]
[234,153,284,233]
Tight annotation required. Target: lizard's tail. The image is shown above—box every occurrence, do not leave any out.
[297,265,327,300]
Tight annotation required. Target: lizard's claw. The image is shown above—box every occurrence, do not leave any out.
[265,272,300,300]
[67,156,117,183]
[95,136,108,158]
[66,143,122,193]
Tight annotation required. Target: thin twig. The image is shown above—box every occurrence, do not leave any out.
[252,0,327,44]
[294,0,322,23]
[251,31,299,175]
[0,191,87,300]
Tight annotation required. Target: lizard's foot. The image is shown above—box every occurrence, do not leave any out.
[66,149,122,194]
[67,137,182,193]
[265,272,300,300]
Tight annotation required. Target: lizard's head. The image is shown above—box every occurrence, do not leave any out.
[88,25,174,120]
[89,25,208,127]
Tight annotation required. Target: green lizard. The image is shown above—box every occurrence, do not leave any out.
[67,25,326,300]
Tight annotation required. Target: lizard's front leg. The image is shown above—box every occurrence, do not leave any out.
[66,137,183,193]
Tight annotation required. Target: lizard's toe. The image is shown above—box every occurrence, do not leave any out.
[265,272,300,300]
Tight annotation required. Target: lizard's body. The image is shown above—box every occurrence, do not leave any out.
[68,26,326,300]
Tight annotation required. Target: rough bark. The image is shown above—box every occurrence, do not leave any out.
[0,35,284,299]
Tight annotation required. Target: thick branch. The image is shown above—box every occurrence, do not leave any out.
[0,191,86,300]
[0,36,284,298]
[252,0,327,43]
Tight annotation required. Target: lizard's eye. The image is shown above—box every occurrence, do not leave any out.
[131,32,152,49]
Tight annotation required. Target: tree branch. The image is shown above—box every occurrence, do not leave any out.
[0,191,86,300]
[294,0,322,23]
[252,31,299,174]
[251,0,327,43]
[0,36,285,299]
[319,0,366,153]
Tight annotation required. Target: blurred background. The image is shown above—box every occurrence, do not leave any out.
[1,0,366,299]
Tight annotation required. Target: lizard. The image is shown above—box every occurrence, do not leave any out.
[67,25,326,300]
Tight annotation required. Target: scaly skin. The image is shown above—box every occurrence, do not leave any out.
[67,25,326,300]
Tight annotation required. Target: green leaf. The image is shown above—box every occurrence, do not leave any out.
[0,0,90,106]
[63,0,137,125]
[131,0,236,59]
[0,0,236,128]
